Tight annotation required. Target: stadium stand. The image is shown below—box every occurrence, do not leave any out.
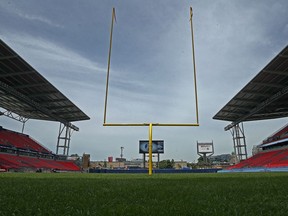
[214,44,288,172]
[0,128,50,153]
[0,127,81,172]
[0,153,80,171]
[226,124,288,171]
[261,124,288,150]
[0,39,89,172]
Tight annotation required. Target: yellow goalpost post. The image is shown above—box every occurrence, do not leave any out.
[103,7,199,176]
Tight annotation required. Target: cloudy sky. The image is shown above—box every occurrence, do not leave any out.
[0,0,288,162]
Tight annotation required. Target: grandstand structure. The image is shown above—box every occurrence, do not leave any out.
[214,45,288,168]
[260,123,288,151]
[0,127,81,171]
[0,39,89,171]
[226,123,288,170]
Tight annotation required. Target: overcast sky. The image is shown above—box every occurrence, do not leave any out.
[0,0,288,162]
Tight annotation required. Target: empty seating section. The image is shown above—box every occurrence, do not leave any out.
[58,161,81,171]
[263,125,288,144]
[0,154,23,169]
[228,149,288,170]
[0,153,80,171]
[0,129,50,153]
[0,128,80,172]
[231,124,288,171]
[267,150,288,168]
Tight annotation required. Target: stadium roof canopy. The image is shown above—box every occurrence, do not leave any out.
[213,45,288,131]
[0,39,90,127]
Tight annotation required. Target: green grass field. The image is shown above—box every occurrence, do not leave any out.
[1,172,288,215]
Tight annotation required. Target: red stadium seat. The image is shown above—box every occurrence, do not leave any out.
[0,129,51,153]
[227,149,288,170]
[0,129,80,172]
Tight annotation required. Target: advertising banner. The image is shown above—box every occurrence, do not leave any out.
[197,143,213,153]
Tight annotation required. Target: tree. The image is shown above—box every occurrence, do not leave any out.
[197,156,204,163]
[187,162,197,169]
[159,159,174,169]
[197,156,210,165]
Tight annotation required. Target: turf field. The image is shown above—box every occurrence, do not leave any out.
[0,172,288,215]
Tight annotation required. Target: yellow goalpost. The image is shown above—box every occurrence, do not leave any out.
[103,7,199,175]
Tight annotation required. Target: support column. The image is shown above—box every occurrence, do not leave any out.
[148,123,153,176]
[143,153,146,169]
[230,123,247,162]
[56,123,73,156]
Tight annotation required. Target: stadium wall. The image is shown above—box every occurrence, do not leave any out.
[89,168,221,174]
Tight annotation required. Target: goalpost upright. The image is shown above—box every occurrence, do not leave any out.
[103,7,199,175]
